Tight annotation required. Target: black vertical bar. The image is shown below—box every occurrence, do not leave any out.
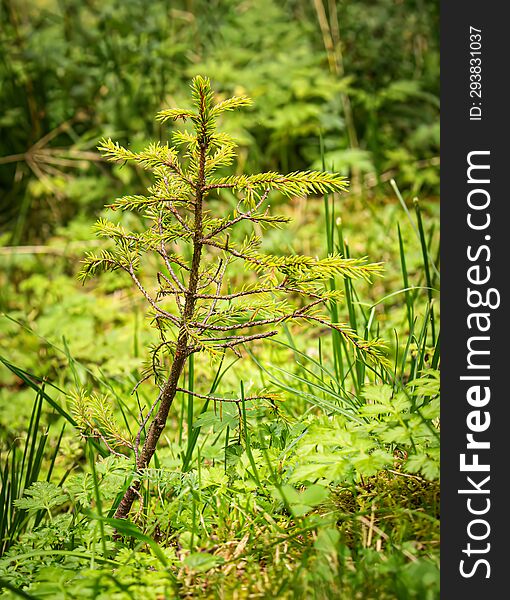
[442,3,507,596]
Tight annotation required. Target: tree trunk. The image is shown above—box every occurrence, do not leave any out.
[113,344,188,520]
[113,139,207,521]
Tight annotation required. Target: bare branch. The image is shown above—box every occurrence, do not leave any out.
[197,255,226,291]
[193,283,323,301]
[131,372,153,395]
[154,250,190,272]
[195,287,274,300]
[205,189,269,239]
[202,259,229,325]
[175,388,276,404]
[200,330,279,349]
[204,182,236,191]
[156,271,178,295]
[201,238,264,266]
[156,271,184,317]
[167,201,192,233]
[128,265,180,325]
[191,298,326,332]
[157,214,188,302]
[134,392,162,467]
[78,430,129,458]
[162,161,195,189]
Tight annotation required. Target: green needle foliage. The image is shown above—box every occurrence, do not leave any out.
[78,76,385,521]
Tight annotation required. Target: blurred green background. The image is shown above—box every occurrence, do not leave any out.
[1,0,439,245]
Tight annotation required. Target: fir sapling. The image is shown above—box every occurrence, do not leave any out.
[76,76,386,521]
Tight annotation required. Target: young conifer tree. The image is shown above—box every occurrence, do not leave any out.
[77,76,385,521]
